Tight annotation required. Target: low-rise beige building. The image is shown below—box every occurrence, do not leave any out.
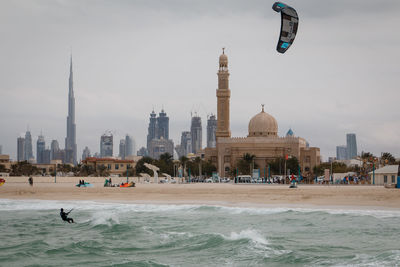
[368,165,398,185]
[82,157,136,176]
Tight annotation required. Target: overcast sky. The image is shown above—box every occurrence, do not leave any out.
[1,0,399,161]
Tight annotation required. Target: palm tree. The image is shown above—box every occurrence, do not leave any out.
[381,152,396,165]
[194,157,202,177]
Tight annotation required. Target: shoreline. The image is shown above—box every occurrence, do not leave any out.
[1,181,400,210]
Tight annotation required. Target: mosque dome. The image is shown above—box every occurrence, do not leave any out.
[248,105,278,137]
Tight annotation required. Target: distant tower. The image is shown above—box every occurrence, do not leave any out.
[50,140,60,160]
[157,109,169,139]
[346,133,357,159]
[17,137,25,162]
[336,145,347,160]
[65,55,77,165]
[182,131,192,156]
[36,134,45,164]
[216,48,231,138]
[207,114,217,148]
[119,139,126,159]
[0,145,2,155]
[125,135,135,157]
[191,115,202,154]
[82,146,91,161]
[147,110,157,151]
[24,130,33,161]
[100,132,113,158]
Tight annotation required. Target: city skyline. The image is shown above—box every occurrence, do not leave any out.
[1,0,399,161]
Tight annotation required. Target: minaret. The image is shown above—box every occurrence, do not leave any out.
[65,55,77,164]
[216,48,231,138]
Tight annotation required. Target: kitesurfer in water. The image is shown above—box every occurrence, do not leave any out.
[60,208,74,223]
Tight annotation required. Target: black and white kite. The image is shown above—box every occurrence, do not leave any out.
[272,2,299,53]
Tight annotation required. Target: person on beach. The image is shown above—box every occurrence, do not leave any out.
[60,208,74,223]
[28,177,33,186]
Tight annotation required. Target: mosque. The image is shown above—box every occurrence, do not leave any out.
[204,49,321,178]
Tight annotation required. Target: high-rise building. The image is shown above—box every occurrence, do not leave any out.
[65,55,77,165]
[336,145,347,160]
[119,139,126,159]
[100,132,113,158]
[137,147,148,157]
[125,135,135,157]
[50,140,60,160]
[216,48,231,139]
[346,133,357,160]
[147,110,157,151]
[0,145,2,154]
[182,131,192,156]
[24,130,33,162]
[53,149,66,162]
[175,131,192,158]
[148,138,174,159]
[82,146,91,161]
[36,134,46,164]
[157,109,169,139]
[207,114,217,148]
[41,149,51,164]
[17,137,25,162]
[191,115,202,154]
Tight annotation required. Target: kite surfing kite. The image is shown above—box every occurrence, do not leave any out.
[272,2,299,53]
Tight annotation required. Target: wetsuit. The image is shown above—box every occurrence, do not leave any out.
[60,209,74,223]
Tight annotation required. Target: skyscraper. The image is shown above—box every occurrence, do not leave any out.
[137,147,148,157]
[36,134,45,164]
[207,114,217,148]
[125,135,135,157]
[17,137,25,162]
[100,132,113,158]
[148,138,174,159]
[82,146,91,161]
[336,145,347,160]
[50,140,60,160]
[41,149,51,164]
[191,115,202,154]
[147,110,157,151]
[157,109,169,139]
[346,133,357,159]
[119,139,126,159]
[65,55,77,165]
[24,130,33,162]
[175,131,192,158]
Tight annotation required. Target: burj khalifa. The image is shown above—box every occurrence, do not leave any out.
[65,55,77,165]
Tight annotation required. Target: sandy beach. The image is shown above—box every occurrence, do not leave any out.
[1,176,399,209]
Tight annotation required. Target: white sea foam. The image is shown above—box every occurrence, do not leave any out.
[214,205,400,219]
[1,199,400,218]
[89,210,120,226]
[227,229,269,245]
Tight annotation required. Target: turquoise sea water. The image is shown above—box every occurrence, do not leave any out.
[0,199,400,267]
